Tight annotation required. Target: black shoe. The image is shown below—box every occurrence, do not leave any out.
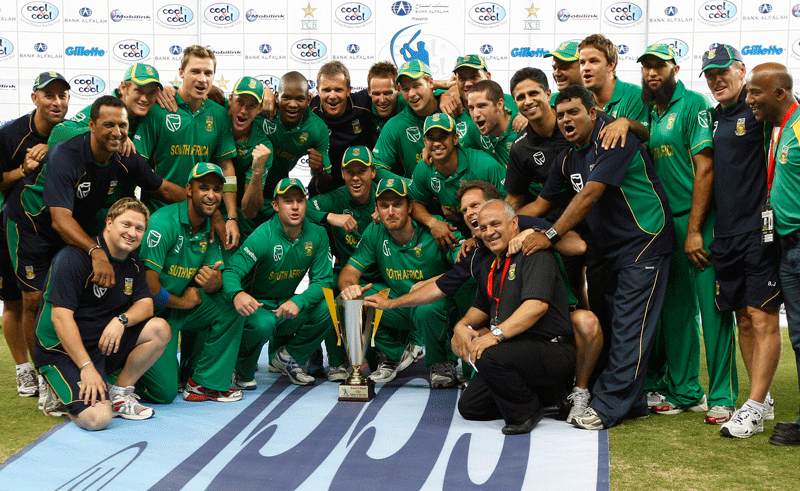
[769,424,800,446]
[773,421,800,433]
[502,406,544,435]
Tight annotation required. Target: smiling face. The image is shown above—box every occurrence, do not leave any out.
[119,81,160,118]
[460,187,488,238]
[579,46,614,93]
[32,81,70,127]
[318,73,351,118]
[179,55,215,103]
[552,58,582,91]
[556,97,596,147]
[641,56,678,92]
[398,75,436,117]
[478,201,518,256]
[187,174,223,219]
[90,105,129,155]
[104,209,147,257]
[272,187,307,229]
[704,64,746,109]
[342,162,375,203]
[454,66,489,102]
[228,93,261,134]
[368,76,398,118]
[277,82,310,128]
[511,78,551,126]
[424,127,459,165]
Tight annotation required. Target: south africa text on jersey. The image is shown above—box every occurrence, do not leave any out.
[170,144,210,157]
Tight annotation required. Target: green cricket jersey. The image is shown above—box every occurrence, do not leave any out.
[372,94,408,136]
[47,89,145,148]
[408,147,506,217]
[771,106,800,236]
[347,219,459,296]
[229,111,274,237]
[222,215,333,309]
[263,109,331,200]
[139,201,223,315]
[647,81,713,216]
[133,93,236,190]
[307,183,376,270]
[602,78,649,126]
[475,110,519,167]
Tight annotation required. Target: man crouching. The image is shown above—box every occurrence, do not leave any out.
[454,199,575,435]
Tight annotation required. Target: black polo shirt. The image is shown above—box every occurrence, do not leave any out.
[0,111,48,198]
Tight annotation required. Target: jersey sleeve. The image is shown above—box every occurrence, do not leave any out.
[139,214,174,273]
[435,251,475,297]
[290,229,333,310]
[311,117,332,173]
[621,90,649,125]
[482,157,508,195]
[212,109,237,161]
[42,147,81,210]
[506,137,533,196]
[589,135,640,188]
[347,222,378,273]
[44,247,90,311]
[688,103,714,157]
[130,255,153,303]
[221,232,262,301]
[408,162,433,205]
[47,120,89,149]
[519,250,559,304]
[538,150,569,202]
[124,153,164,191]
[132,107,161,159]
[372,122,401,173]
[306,192,334,224]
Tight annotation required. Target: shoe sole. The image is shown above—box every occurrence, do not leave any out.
[327,374,348,382]
[431,379,457,389]
[705,415,731,425]
[720,426,763,439]
[113,409,154,420]
[183,391,243,403]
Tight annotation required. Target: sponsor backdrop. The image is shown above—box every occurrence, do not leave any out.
[1,0,799,123]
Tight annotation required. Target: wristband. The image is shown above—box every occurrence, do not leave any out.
[80,360,92,370]
[223,176,237,194]
[320,213,329,225]
[227,217,238,221]
[154,287,170,306]
[88,245,102,257]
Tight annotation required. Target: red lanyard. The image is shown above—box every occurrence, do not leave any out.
[487,256,511,320]
[767,101,799,196]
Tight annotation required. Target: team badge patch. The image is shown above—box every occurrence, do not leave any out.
[698,110,710,128]
[199,239,208,253]
[206,116,214,132]
[666,113,676,130]
[480,135,492,150]
[352,119,362,134]
[305,241,313,256]
[93,284,107,298]
[299,132,309,145]
[25,266,34,280]
[533,151,545,166]
[107,180,118,195]
[124,277,133,295]
[147,230,161,248]
[431,177,441,193]
[264,119,277,135]
[406,127,421,142]
[166,114,181,132]
[456,122,467,138]
[735,118,746,136]
[382,239,391,257]
[570,173,584,193]
[506,141,513,152]
[779,145,789,164]
[274,245,283,261]
[77,182,91,199]
[414,243,422,257]
[507,264,516,281]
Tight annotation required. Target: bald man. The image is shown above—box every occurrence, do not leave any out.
[746,63,800,446]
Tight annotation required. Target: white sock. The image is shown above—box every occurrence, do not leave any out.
[16,362,32,373]
[108,384,126,398]
[745,399,765,417]
[572,386,590,395]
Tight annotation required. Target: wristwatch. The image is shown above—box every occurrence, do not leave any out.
[117,314,128,328]
[491,326,505,342]
[544,227,561,245]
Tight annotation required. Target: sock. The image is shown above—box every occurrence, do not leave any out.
[16,362,33,373]
[573,387,590,395]
[108,384,126,399]
[745,399,765,417]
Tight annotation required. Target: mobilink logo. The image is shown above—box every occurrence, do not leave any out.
[557,9,570,21]
[291,39,327,61]
[336,3,372,25]
[742,45,784,55]
[113,40,150,61]
[605,2,643,25]
[656,38,690,61]
[0,38,14,59]
[70,75,106,97]
[158,4,194,26]
[698,1,737,23]
[469,2,506,25]
[22,2,59,24]
[110,9,123,22]
[66,46,105,56]
[204,3,239,25]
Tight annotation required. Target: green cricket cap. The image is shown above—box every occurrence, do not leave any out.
[453,54,487,72]
[375,178,408,198]
[232,76,264,104]
[637,44,677,64]
[274,177,307,197]
[342,146,374,168]
[396,60,431,84]
[189,162,225,182]
[123,64,163,89]
[544,41,579,62]
[423,112,456,134]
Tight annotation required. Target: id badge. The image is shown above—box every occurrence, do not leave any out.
[761,204,774,244]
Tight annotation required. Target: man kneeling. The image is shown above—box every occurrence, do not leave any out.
[454,200,575,435]
[34,198,170,430]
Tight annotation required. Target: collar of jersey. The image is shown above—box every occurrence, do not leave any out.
[269,213,306,242]
[605,77,626,111]
[279,108,310,132]
[174,91,204,113]
[383,218,423,249]
[178,200,211,239]
[650,80,687,119]
[433,147,470,180]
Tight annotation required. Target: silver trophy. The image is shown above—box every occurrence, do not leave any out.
[323,288,388,401]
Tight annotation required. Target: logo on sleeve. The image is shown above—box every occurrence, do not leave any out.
[76,182,91,199]
[243,246,257,261]
[406,126,421,142]
[697,110,710,128]
[93,284,107,298]
[147,230,161,247]
[533,151,545,166]
[273,245,283,261]
[570,173,584,192]
[507,263,516,280]
[382,239,391,256]
[124,278,133,295]
[456,122,467,138]
[166,113,182,132]
[264,119,277,134]
[431,177,441,193]
[735,118,745,136]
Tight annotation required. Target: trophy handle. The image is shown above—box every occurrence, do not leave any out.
[370,288,391,347]
[322,287,342,346]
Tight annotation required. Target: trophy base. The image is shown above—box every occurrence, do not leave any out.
[338,379,375,402]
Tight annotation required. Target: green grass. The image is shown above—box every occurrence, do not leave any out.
[1,326,799,489]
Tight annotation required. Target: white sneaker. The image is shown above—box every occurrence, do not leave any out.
[111,387,154,420]
[368,356,401,383]
[567,387,591,424]
[705,405,735,425]
[720,405,764,439]
[37,375,48,410]
[327,365,349,382]
[41,380,67,417]
[397,344,424,372]
[231,372,257,391]
[764,392,775,421]
[572,407,605,430]
[16,366,38,397]
[647,391,666,407]
[270,348,315,386]
[430,361,458,389]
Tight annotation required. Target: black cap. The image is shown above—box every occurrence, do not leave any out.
[32,71,70,92]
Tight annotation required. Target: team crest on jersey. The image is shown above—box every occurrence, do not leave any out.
[199,238,207,253]
[715,280,720,295]
[166,114,181,132]
[480,135,492,151]
[667,113,676,130]
[299,132,309,145]
[147,230,161,248]
[698,110,710,128]
[93,284,107,298]
[343,209,353,216]
[352,119,362,134]
[304,241,313,256]
[274,245,283,261]
[506,141,513,152]
[264,119,277,135]
[406,127,421,142]
[205,115,214,132]
[77,182,91,199]
[456,122,467,138]
[25,266,34,280]
[508,264,516,281]
[431,177,441,193]
[779,145,789,164]
[570,173,584,193]
[533,151,545,166]
[382,239,391,257]
[124,277,133,295]
[73,112,87,123]
[414,243,422,257]
[735,118,746,136]
[174,236,184,253]
[107,180,118,195]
